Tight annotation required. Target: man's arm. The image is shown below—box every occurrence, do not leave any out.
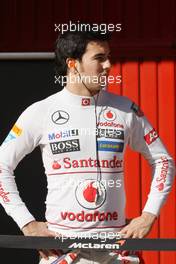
[0,103,61,259]
[121,212,156,238]
[120,103,175,238]
[0,105,40,228]
[22,221,63,259]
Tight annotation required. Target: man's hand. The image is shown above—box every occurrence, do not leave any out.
[120,212,157,238]
[22,220,63,260]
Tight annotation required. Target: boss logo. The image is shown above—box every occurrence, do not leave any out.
[50,139,80,154]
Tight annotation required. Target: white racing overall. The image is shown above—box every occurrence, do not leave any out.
[0,88,175,263]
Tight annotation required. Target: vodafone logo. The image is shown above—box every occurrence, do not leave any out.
[103,110,116,121]
[82,98,90,106]
[83,182,99,203]
[75,180,106,209]
[61,210,118,222]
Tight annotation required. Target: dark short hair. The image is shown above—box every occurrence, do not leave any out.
[55,28,110,77]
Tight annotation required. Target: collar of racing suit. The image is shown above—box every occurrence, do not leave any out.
[60,87,100,106]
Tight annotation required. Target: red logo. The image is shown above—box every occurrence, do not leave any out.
[155,156,168,191]
[52,161,61,169]
[97,122,124,129]
[83,182,98,203]
[82,98,90,106]
[103,110,116,121]
[0,182,10,203]
[60,210,118,222]
[144,128,159,145]
[156,182,164,191]
[69,252,78,260]
[75,180,106,209]
[51,156,123,170]
[117,240,126,246]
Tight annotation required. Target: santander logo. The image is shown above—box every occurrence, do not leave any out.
[156,182,164,191]
[0,182,10,203]
[83,182,98,203]
[103,110,116,121]
[52,160,61,169]
[155,156,168,192]
[51,156,123,170]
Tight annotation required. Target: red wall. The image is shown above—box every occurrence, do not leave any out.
[108,60,176,263]
[0,1,176,263]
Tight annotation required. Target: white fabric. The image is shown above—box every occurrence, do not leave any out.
[0,88,175,234]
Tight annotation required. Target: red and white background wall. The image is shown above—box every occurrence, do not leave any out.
[0,1,176,264]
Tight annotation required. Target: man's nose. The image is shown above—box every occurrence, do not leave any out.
[103,59,111,70]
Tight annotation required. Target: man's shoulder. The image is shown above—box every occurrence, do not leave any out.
[18,91,62,121]
[26,91,61,112]
[101,90,133,112]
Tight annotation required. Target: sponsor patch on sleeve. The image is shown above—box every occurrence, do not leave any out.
[144,128,159,145]
[12,124,22,136]
[3,124,22,143]
[131,103,144,117]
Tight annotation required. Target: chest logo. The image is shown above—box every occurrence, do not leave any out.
[103,110,116,121]
[51,110,69,125]
[75,180,106,209]
[82,98,90,106]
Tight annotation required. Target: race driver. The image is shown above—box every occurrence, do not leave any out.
[0,27,175,264]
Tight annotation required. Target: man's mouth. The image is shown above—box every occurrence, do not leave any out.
[99,71,109,77]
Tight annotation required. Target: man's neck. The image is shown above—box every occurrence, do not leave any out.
[65,83,99,97]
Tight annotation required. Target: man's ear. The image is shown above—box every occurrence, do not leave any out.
[66,58,77,69]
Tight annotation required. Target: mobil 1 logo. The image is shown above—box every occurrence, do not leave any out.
[50,139,80,154]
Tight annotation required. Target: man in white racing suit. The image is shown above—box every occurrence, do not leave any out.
[0,28,175,263]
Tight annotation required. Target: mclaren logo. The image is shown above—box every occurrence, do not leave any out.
[51,110,69,125]
[68,240,126,249]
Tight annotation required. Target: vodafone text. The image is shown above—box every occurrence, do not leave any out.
[60,210,118,222]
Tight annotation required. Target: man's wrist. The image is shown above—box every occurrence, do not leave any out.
[141,211,157,225]
[22,220,37,233]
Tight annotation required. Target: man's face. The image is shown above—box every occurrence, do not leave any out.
[76,41,111,93]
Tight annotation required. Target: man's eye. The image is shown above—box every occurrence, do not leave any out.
[95,56,106,62]
[94,54,111,62]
